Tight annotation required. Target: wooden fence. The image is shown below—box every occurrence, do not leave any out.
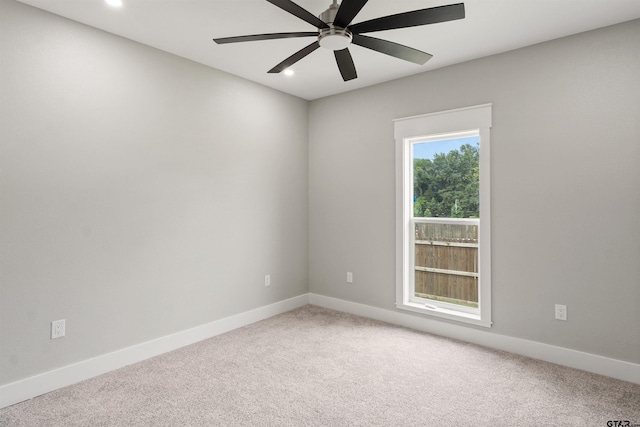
[414,221,478,307]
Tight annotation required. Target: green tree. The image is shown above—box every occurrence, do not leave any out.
[413,143,479,218]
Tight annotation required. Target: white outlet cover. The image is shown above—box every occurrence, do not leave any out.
[555,304,567,321]
[265,274,271,287]
[51,319,66,339]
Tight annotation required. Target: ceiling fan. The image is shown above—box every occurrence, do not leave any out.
[213,0,465,82]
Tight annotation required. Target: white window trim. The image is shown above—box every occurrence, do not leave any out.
[394,104,492,328]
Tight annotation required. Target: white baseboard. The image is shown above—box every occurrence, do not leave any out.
[0,294,309,409]
[309,293,640,385]
[3,292,636,410]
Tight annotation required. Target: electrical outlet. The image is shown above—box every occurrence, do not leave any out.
[264,274,271,287]
[555,304,567,321]
[51,319,65,339]
[346,272,353,283]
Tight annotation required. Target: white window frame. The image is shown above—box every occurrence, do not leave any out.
[394,104,492,328]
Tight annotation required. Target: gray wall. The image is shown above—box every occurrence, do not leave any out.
[0,0,309,384]
[309,20,640,363]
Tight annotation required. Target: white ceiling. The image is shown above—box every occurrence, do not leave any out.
[16,0,640,100]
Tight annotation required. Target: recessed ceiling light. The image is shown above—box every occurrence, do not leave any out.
[283,69,294,77]
[105,0,123,8]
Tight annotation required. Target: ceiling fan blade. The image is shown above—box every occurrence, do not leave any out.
[333,0,368,28]
[214,32,317,44]
[352,34,432,65]
[349,3,464,34]
[334,48,357,81]
[268,41,320,73]
[266,0,329,29]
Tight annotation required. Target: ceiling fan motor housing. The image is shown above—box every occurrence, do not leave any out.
[318,26,352,50]
[318,1,353,50]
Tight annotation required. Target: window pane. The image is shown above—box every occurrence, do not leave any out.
[414,221,479,308]
[413,136,480,218]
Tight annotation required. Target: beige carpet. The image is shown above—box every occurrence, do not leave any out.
[1,305,639,426]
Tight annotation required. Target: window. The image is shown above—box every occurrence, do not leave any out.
[394,104,492,327]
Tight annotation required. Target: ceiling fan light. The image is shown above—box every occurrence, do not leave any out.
[318,27,352,51]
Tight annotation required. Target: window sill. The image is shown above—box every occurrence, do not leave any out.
[396,301,492,328]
